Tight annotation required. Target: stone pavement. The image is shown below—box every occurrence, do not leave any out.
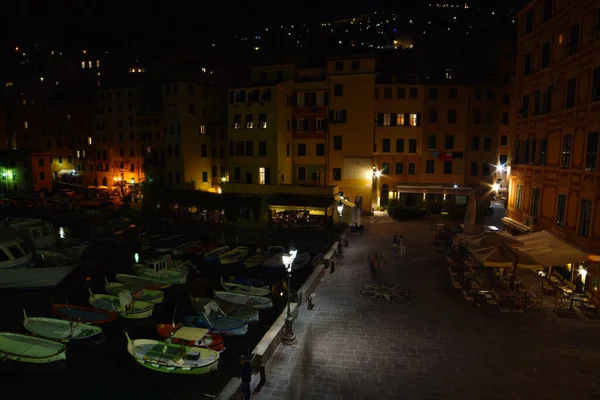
[253,212,600,400]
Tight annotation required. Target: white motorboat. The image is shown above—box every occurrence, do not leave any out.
[0,228,79,289]
[7,218,89,257]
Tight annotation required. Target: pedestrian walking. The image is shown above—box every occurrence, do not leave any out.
[238,355,252,400]
[399,235,406,256]
[392,234,400,256]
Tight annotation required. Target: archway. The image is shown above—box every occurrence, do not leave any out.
[380,184,390,206]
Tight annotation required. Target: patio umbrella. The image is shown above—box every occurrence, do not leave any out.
[470,244,541,269]
[463,189,477,233]
[465,232,524,248]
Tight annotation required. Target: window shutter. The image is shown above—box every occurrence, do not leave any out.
[342,109,347,123]
[329,110,335,122]
[292,118,297,132]
[377,113,384,126]
[391,113,397,126]
[416,113,421,126]
[292,94,297,106]
[324,92,329,106]
[323,120,328,131]
[404,113,410,126]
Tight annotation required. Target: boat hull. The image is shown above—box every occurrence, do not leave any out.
[219,247,249,265]
[183,316,248,336]
[132,265,187,285]
[105,283,165,304]
[132,358,218,375]
[52,304,117,325]
[89,295,154,320]
[115,274,172,290]
[0,332,67,364]
[222,281,270,297]
[190,296,259,323]
[24,317,103,342]
[214,291,273,310]
[0,265,77,289]
[156,324,225,352]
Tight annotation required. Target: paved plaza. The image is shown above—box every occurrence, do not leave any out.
[254,212,600,400]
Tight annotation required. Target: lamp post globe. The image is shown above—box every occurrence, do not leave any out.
[281,250,297,345]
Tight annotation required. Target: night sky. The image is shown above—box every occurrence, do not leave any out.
[3,0,388,50]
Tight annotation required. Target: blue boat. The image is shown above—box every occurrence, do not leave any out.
[183,315,248,336]
[203,246,231,263]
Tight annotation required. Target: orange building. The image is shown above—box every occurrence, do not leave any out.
[508,0,600,260]
[0,149,52,193]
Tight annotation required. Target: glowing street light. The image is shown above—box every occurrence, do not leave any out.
[281,247,297,345]
[492,183,500,191]
[496,164,506,173]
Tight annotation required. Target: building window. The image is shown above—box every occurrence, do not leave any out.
[534,90,541,115]
[408,139,417,153]
[523,53,532,77]
[443,161,452,174]
[586,132,599,170]
[428,109,438,123]
[565,77,577,108]
[525,10,533,34]
[427,135,436,149]
[429,88,438,100]
[395,162,403,175]
[396,114,405,125]
[426,160,434,174]
[316,143,325,156]
[408,163,416,175]
[199,125,206,135]
[396,139,404,153]
[188,104,195,114]
[201,171,207,183]
[473,111,482,124]
[409,113,418,126]
[233,114,241,129]
[297,143,306,156]
[333,135,342,150]
[444,135,454,149]
[515,184,524,210]
[503,94,510,105]
[448,88,457,100]
[556,193,567,226]
[448,110,457,123]
[397,88,406,99]
[409,88,417,99]
[259,167,266,185]
[383,88,392,99]
[569,24,579,55]
[541,42,550,69]
[592,67,600,102]
[259,113,267,129]
[382,139,390,153]
[351,60,360,70]
[500,135,508,146]
[334,84,343,96]
[520,95,530,117]
[484,137,491,151]
[234,167,241,181]
[259,141,267,157]
[332,168,341,181]
[529,187,540,217]
[381,162,390,174]
[578,199,593,237]
[39,172,45,181]
[297,167,306,181]
[245,114,254,129]
[382,113,391,126]
[87,137,92,145]
[502,113,509,125]
[471,162,478,176]
[561,134,572,168]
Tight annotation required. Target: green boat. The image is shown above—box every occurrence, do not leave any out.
[0,332,67,364]
[132,255,188,285]
[115,274,171,290]
[190,295,259,322]
[104,278,165,304]
[23,310,103,342]
[88,289,154,319]
[125,333,219,375]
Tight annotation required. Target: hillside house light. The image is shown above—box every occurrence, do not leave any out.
[281,248,297,345]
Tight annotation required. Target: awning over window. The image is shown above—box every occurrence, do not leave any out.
[501,217,533,233]
[268,195,333,209]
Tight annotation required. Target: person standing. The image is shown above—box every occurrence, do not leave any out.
[399,235,406,256]
[392,234,400,256]
[238,355,252,400]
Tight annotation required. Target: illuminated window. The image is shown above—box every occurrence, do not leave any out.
[76,150,81,158]
[22,100,26,106]
[558,34,563,44]
[128,68,135,73]
[199,125,206,134]
[396,114,405,125]
[202,67,207,73]
[24,121,28,129]
[96,60,100,68]
[82,61,86,69]
[87,137,92,145]
[5,82,14,87]
[383,113,391,126]
[82,150,86,158]
[409,113,418,126]
[97,72,100,76]
[259,167,266,185]
[40,77,44,82]
[88,61,92,68]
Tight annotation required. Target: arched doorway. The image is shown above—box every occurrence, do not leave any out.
[380,184,390,207]
[102,176,108,186]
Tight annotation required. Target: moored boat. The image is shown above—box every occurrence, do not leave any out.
[244,251,268,268]
[220,277,270,297]
[156,324,225,352]
[115,273,172,290]
[23,310,103,342]
[132,255,188,285]
[104,278,165,304]
[214,291,273,309]
[126,333,219,375]
[52,304,117,325]
[219,246,249,265]
[0,332,67,364]
[182,314,248,336]
[88,289,154,319]
[203,246,231,263]
[190,295,259,323]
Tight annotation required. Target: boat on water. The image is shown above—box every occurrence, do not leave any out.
[88,289,154,319]
[7,218,88,255]
[221,277,270,297]
[115,273,172,290]
[214,291,273,309]
[219,246,248,265]
[126,332,220,375]
[203,246,231,263]
[0,228,80,289]
[155,240,208,256]
[244,251,268,268]
[229,276,272,289]
[23,310,103,342]
[52,304,117,325]
[182,314,248,336]
[104,278,165,304]
[141,233,187,252]
[132,255,188,285]
[156,324,225,352]
[0,332,67,364]
[263,246,285,269]
[190,295,259,323]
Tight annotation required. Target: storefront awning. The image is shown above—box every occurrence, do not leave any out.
[501,217,533,233]
[515,230,590,266]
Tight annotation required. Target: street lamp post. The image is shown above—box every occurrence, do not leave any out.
[281,248,297,345]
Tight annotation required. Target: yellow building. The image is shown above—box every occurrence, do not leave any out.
[162,80,226,191]
[227,65,295,186]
